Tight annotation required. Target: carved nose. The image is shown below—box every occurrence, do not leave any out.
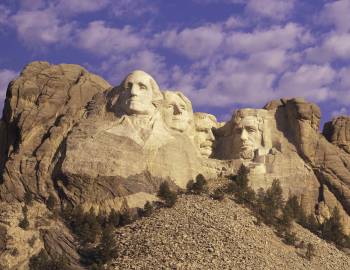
[173,105,181,115]
[130,84,139,96]
[240,129,248,141]
[207,130,215,141]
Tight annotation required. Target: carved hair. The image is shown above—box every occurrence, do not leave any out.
[194,112,217,127]
[162,90,193,114]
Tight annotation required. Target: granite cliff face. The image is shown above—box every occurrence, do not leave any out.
[0,62,350,269]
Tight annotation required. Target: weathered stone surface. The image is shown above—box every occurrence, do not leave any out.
[1,62,350,268]
[323,116,350,154]
[0,61,111,202]
[264,98,350,232]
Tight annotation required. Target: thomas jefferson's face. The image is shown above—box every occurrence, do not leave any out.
[232,116,262,160]
[122,71,154,115]
[163,93,191,132]
[195,117,215,157]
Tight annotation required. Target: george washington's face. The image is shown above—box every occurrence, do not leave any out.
[121,71,155,115]
[232,116,262,160]
[162,92,191,132]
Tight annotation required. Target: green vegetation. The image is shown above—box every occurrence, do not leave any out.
[158,181,177,207]
[24,191,33,206]
[29,249,70,270]
[19,205,30,230]
[187,174,208,194]
[227,165,255,204]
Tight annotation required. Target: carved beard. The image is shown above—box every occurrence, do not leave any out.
[240,149,254,160]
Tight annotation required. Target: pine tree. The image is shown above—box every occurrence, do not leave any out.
[98,225,118,264]
[263,179,284,224]
[108,209,120,227]
[142,201,154,217]
[191,174,208,194]
[322,207,345,246]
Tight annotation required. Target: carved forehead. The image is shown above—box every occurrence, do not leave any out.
[194,113,217,129]
[125,70,153,85]
[163,91,193,112]
[236,117,260,128]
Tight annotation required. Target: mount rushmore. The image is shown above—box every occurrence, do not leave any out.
[0,61,350,267]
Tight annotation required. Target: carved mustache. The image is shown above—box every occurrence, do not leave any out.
[200,141,213,148]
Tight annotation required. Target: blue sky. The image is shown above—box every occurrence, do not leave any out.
[0,0,349,128]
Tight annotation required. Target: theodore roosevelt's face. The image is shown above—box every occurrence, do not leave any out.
[194,116,216,157]
[121,71,154,115]
[162,92,191,132]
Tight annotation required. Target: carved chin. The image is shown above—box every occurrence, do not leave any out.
[240,149,254,160]
[128,102,153,115]
[200,147,212,157]
[169,123,187,132]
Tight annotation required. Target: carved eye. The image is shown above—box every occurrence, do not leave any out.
[247,127,257,133]
[127,82,132,89]
[235,127,242,134]
[139,83,147,90]
[180,105,186,110]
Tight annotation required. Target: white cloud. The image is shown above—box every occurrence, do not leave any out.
[11,9,74,45]
[246,0,295,21]
[277,64,336,102]
[110,0,157,17]
[224,23,305,54]
[331,107,348,118]
[55,0,110,15]
[321,0,350,32]
[159,25,224,59]
[100,50,168,86]
[76,21,142,55]
[306,32,350,63]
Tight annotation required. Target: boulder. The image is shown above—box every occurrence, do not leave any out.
[323,116,350,154]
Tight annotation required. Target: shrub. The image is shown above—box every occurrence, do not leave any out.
[29,249,70,270]
[108,209,120,227]
[321,207,345,246]
[305,243,315,261]
[120,210,133,226]
[98,225,118,264]
[158,181,177,207]
[190,174,208,194]
[211,188,225,201]
[19,214,29,230]
[141,201,154,217]
[0,225,7,252]
[282,229,298,246]
[24,192,33,206]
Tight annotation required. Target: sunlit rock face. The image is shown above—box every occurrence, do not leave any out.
[194,112,217,158]
[323,116,350,154]
[1,63,350,237]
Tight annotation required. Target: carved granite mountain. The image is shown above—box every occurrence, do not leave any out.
[1,62,350,269]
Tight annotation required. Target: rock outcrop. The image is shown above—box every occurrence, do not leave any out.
[1,62,350,269]
[323,116,350,154]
